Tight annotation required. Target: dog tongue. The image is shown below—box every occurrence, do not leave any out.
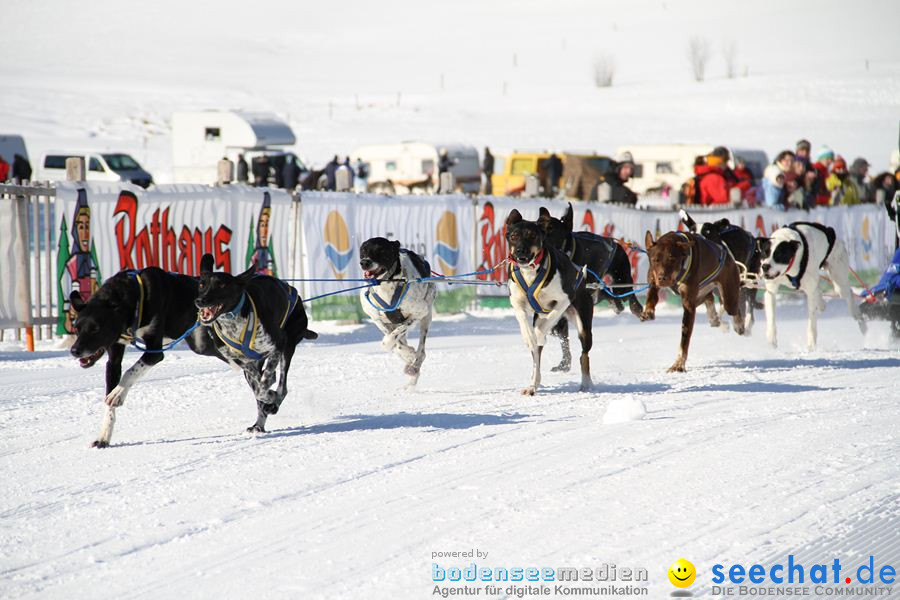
[200,307,214,321]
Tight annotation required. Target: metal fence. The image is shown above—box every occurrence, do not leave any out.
[0,182,57,349]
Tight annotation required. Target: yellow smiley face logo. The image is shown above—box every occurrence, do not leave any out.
[668,558,696,588]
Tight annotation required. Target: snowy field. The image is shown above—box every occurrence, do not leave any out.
[1,300,898,599]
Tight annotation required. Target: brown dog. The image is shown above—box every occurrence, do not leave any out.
[640,230,746,372]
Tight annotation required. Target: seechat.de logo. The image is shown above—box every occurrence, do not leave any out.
[434,210,460,276]
[668,558,696,588]
[324,210,353,279]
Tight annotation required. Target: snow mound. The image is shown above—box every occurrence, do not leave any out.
[602,395,647,425]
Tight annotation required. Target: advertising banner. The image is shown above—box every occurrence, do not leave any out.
[300,192,475,317]
[53,182,292,334]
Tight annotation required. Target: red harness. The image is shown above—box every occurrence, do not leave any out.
[509,248,545,268]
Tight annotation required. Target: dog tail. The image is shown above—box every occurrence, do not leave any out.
[679,208,697,233]
[302,329,318,341]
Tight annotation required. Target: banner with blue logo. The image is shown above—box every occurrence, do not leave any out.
[299,192,475,302]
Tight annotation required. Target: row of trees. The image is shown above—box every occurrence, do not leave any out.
[593,36,740,88]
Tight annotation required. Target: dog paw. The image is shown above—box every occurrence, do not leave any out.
[709,318,721,328]
[246,424,266,434]
[550,362,571,373]
[611,300,625,314]
[90,439,109,449]
[639,310,655,322]
[521,386,537,396]
[629,302,644,317]
[667,363,686,373]
[579,381,593,392]
[403,364,420,376]
[104,386,126,407]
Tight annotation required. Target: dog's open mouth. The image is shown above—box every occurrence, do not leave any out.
[78,348,105,368]
[364,267,385,279]
[198,304,224,324]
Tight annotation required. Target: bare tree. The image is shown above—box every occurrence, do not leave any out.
[722,40,737,79]
[687,35,711,82]
[593,53,615,88]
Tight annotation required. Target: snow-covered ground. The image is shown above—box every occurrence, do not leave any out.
[1,300,897,598]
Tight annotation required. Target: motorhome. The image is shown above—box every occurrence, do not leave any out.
[0,135,29,178]
[352,142,480,194]
[171,110,301,185]
[615,144,768,194]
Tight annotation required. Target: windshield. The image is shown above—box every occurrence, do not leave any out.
[102,154,141,171]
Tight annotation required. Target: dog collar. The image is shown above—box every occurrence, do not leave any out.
[509,248,545,269]
[508,249,552,314]
[121,270,145,342]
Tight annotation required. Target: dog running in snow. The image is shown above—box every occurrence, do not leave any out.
[358,237,436,387]
[680,209,762,334]
[537,203,643,372]
[505,209,594,394]
[195,254,317,433]
[758,222,865,349]
[68,267,225,448]
[641,228,746,372]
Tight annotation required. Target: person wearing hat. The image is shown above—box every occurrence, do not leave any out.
[598,152,638,205]
[826,156,861,205]
[849,157,871,201]
[693,149,732,205]
[795,139,812,168]
[812,146,835,206]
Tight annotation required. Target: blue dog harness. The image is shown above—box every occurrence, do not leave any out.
[212,280,299,360]
[363,249,430,324]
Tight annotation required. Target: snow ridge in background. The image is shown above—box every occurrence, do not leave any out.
[2,0,899,181]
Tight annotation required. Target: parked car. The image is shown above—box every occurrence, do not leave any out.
[0,134,30,181]
[352,142,480,194]
[490,151,551,196]
[38,151,153,188]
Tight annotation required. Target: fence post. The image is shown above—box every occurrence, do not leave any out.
[217,159,234,185]
[524,175,539,198]
[335,166,352,192]
[66,157,85,182]
[440,172,456,194]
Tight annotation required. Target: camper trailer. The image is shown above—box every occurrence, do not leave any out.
[616,144,768,195]
[352,142,480,194]
[171,110,300,184]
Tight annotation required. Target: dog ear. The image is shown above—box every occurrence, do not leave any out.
[69,291,86,312]
[506,209,522,226]
[200,253,215,275]
[562,203,574,231]
[392,240,401,250]
[644,230,654,250]
[717,218,731,227]
[538,206,551,219]
[236,265,256,282]
[756,237,771,256]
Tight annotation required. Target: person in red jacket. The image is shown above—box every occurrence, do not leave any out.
[812,146,834,206]
[694,149,730,205]
[0,155,10,183]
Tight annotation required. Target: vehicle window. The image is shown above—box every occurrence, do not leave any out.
[44,155,69,169]
[89,157,104,172]
[510,158,534,176]
[102,154,140,171]
[385,161,397,171]
[205,128,221,141]
[492,157,505,174]
[655,162,673,174]
[633,163,644,178]
[421,159,434,174]
[587,158,612,172]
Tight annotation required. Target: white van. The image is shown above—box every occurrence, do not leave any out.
[38,151,153,188]
[352,142,480,194]
[616,144,768,194]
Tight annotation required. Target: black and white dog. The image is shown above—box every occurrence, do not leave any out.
[680,210,762,333]
[537,203,642,372]
[68,268,224,448]
[506,209,593,394]
[758,222,865,349]
[359,237,436,387]
[195,254,317,432]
